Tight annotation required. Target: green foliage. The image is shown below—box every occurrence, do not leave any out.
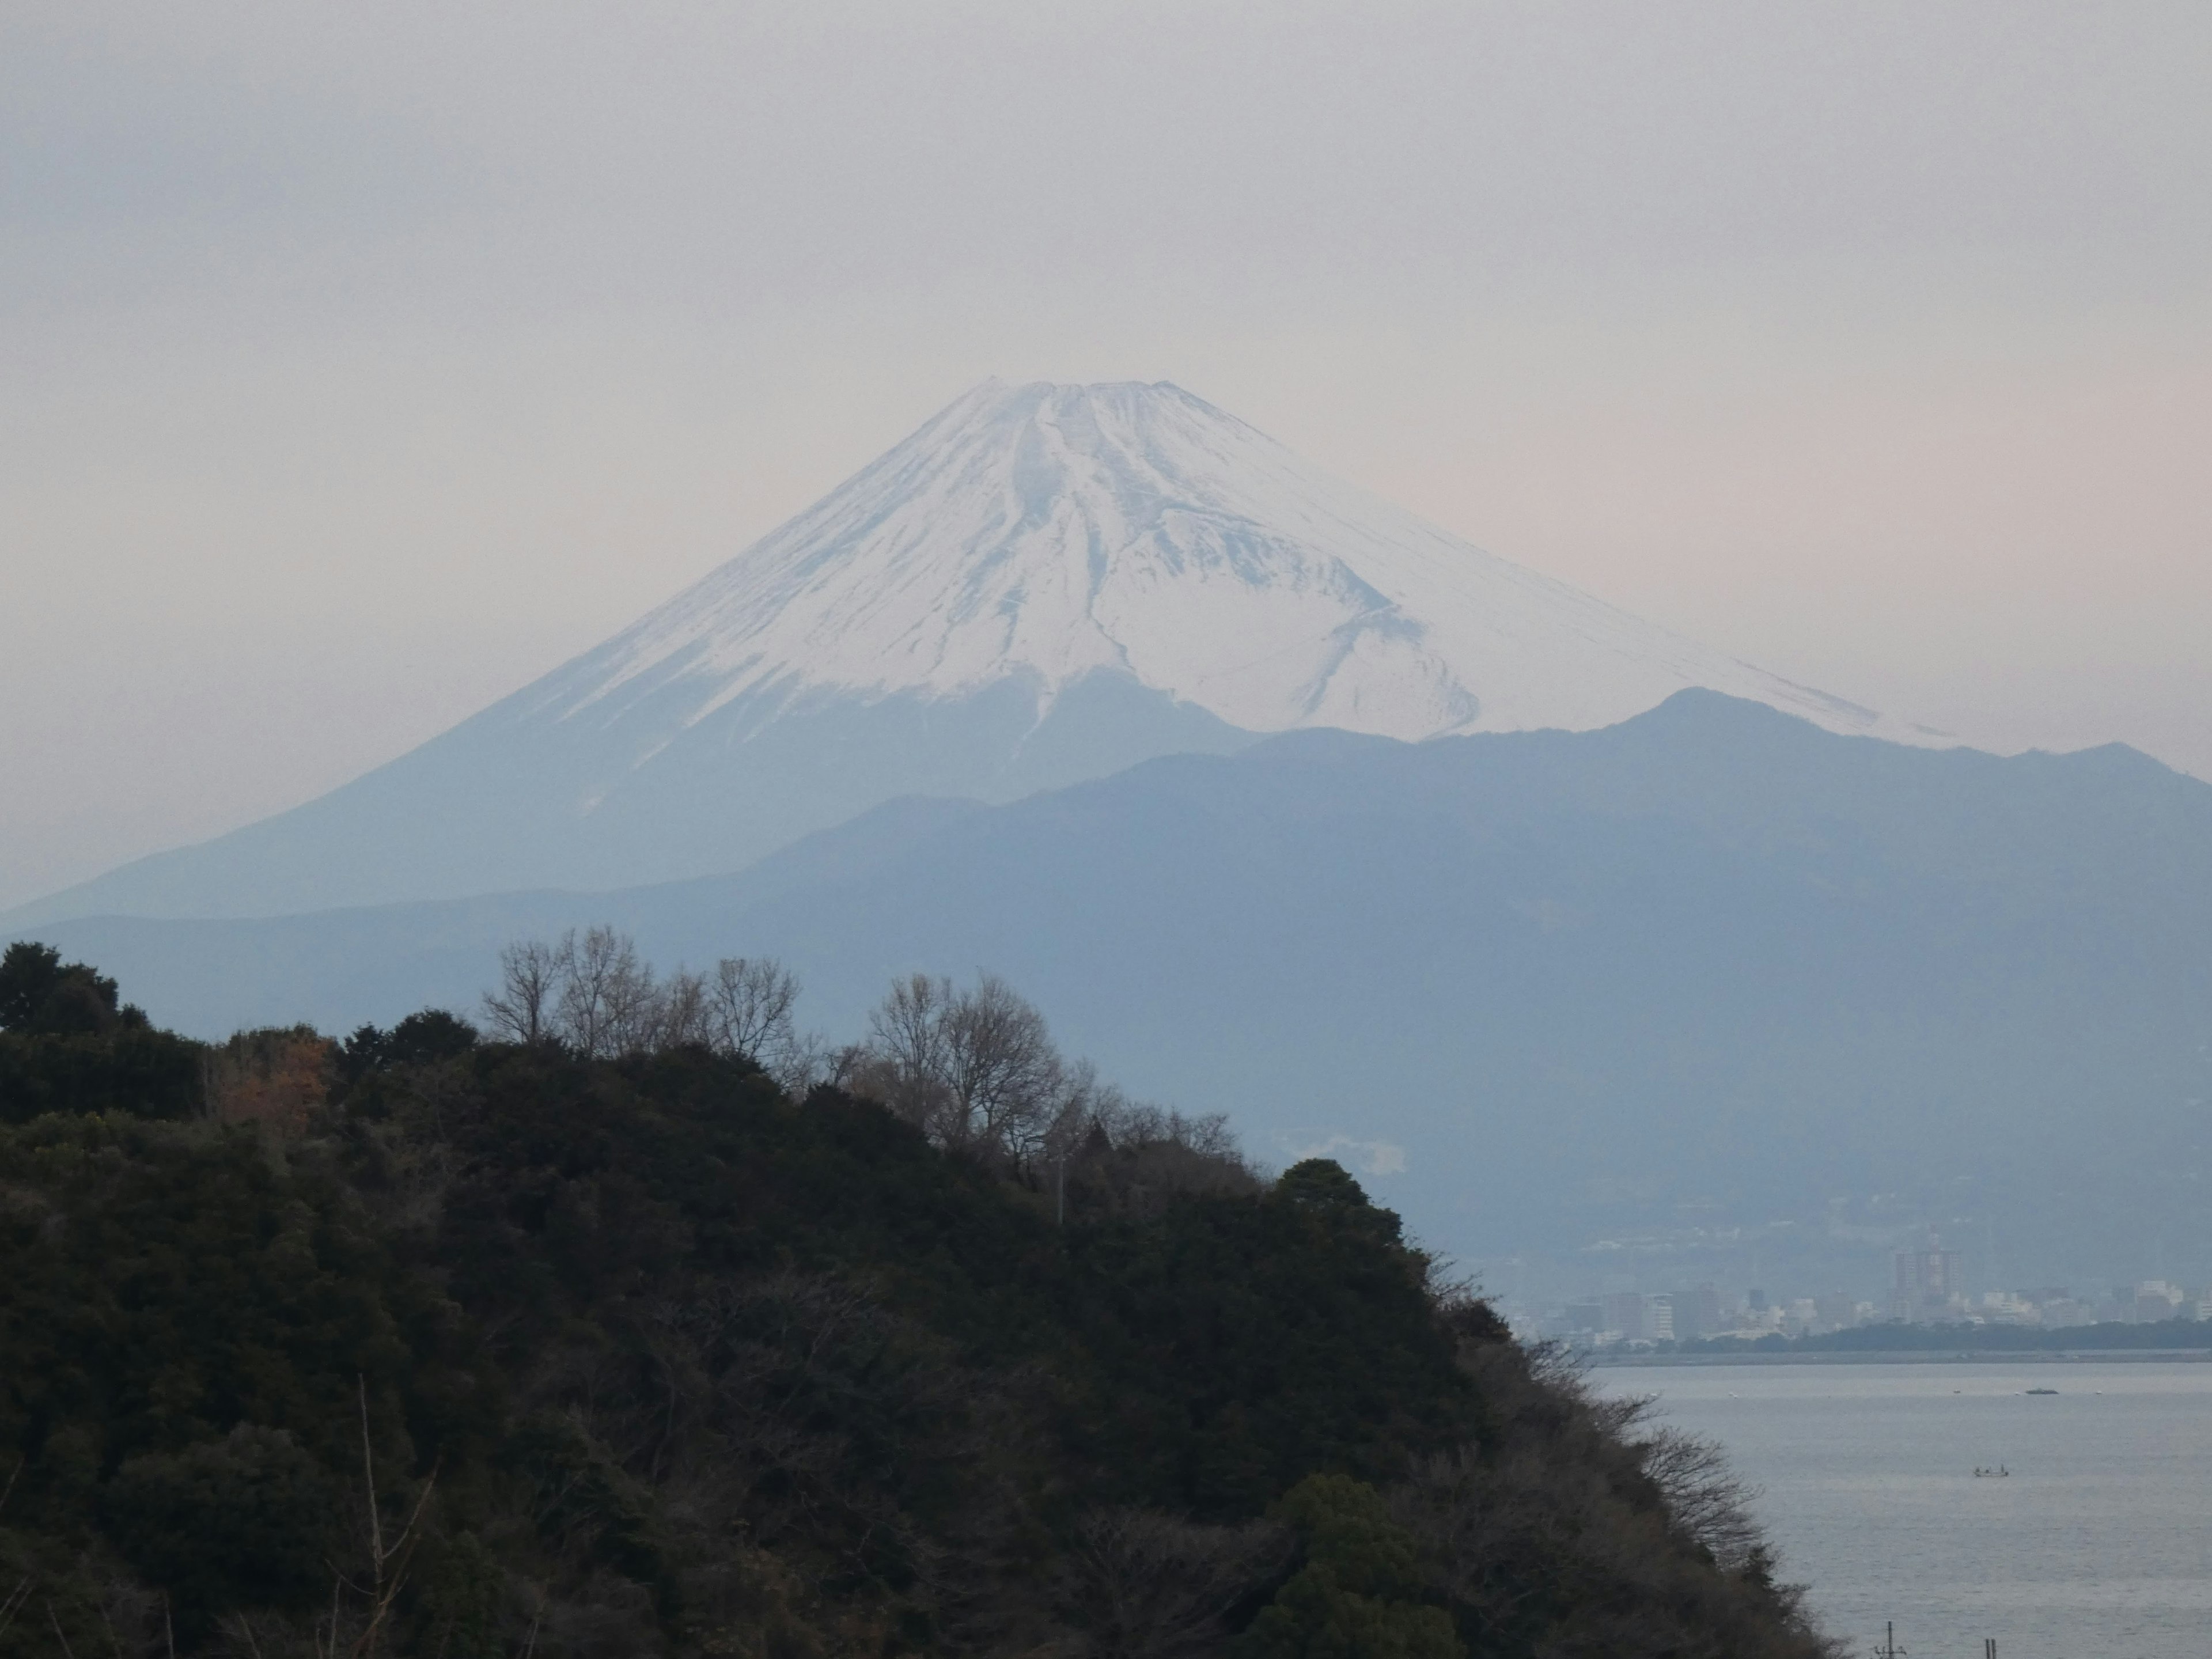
[105,1425,335,1637]
[0,957,1836,1659]
[1,941,132,1034]
[1237,1476,1461,1659]
[0,1024,203,1123]
[340,1010,480,1083]
[409,1529,506,1659]
[1060,1171,1475,1517]
[0,941,196,1123]
[1274,1160,1396,1235]
[1270,1475,1431,1601]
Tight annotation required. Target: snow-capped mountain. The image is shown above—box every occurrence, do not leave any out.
[11,380,1935,923]
[558,377,1897,746]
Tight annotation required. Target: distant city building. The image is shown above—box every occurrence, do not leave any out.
[2135,1281,2186,1323]
[1673,1284,1723,1341]
[1542,1275,2204,1348]
[1977,1291,2040,1325]
[1891,1238,1963,1322]
[1604,1292,1648,1342]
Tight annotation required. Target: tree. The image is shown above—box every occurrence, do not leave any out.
[556,926,638,1058]
[1637,1425,1765,1572]
[1,980,1831,1659]
[0,946,195,1122]
[483,930,812,1071]
[482,938,563,1044]
[0,940,135,1035]
[706,957,801,1065]
[1275,1160,1406,1247]
[0,941,68,1029]
[483,927,676,1058]
[942,972,1064,1161]
[201,1027,336,1134]
[859,971,1077,1168]
[105,1426,336,1642]
[340,1010,480,1081]
[1235,1475,1461,1659]
[1072,1508,1292,1659]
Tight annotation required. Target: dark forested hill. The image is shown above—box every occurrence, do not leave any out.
[0,971,1831,1659]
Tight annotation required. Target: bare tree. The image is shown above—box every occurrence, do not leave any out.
[1637,1427,1765,1572]
[850,973,1252,1192]
[769,1028,844,1096]
[1044,1074,1264,1219]
[483,937,566,1044]
[656,967,711,1052]
[603,945,668,1057]
[706,958,801,1065]
[864,973,958,1134]
[1084,1087,1248,1171]
[941,973,1063,1162]
[858,972,1073,1168]
[482,942,1131,1159]
[558,926,641,1058]
[1070,1509,1291,1659]
[483,931,815,1073]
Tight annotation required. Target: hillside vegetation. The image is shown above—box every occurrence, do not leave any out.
[0,941,1832,1658]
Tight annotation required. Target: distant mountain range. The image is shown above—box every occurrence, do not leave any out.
[30,692,2211,1286]
[9,380,1937,926]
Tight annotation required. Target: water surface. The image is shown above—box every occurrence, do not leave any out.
[1594,1361,2212,1659]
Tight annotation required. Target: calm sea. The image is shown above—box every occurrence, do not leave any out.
[1594,1361,2212,1659]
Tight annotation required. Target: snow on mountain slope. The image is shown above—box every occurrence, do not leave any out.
[548,378,1907,744]
[10,380,1938,923]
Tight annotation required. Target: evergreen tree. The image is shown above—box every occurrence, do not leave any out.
[1236,1475,1463,1659]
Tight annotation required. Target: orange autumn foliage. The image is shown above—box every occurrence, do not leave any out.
[200,1026,335,1135]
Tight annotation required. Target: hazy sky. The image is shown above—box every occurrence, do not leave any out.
[5,2,2209,909]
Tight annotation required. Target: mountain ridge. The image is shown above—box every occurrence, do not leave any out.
[13,381,1940,925]
[21,690,2209,1285]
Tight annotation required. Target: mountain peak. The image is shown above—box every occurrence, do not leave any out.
[557,381,1911,748]
[12,380,1937,922]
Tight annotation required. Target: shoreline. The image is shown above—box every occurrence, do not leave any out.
[1588,1347,2212,1368]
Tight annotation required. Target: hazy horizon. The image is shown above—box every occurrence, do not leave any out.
[5,2,2210,909]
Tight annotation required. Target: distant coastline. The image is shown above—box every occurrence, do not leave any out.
[1587,1318,2212,1366]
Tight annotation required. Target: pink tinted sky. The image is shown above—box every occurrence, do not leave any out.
[2,2,2207,908]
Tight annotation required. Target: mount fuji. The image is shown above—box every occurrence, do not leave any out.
[14,380,1936,923]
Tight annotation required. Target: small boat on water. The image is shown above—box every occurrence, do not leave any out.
[2027,1387,2059,1395]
